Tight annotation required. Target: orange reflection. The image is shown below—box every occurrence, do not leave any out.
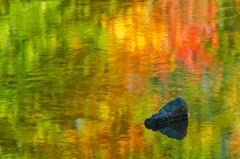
[68,0,220,158]
[228,123,240,158]
[103,0,218,76]
[82,0,220,157]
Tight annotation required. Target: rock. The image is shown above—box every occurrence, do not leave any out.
[144,97,188,139]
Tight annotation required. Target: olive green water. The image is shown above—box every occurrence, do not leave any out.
[0,0,240,158]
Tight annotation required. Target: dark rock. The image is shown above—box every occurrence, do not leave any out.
[144,97,188,140]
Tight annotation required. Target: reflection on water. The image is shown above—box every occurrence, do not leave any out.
[146,119,188,140]
[158,119,188,140]
[0,0,239,158]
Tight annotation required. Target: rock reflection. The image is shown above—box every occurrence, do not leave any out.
[145,119,188,140]
[158,119,188,140]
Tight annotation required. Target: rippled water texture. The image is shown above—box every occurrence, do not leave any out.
[0,0,240,158]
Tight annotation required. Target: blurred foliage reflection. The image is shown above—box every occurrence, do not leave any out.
[0,0,239,158]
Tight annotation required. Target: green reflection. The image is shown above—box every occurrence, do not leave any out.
[0,0,239,158]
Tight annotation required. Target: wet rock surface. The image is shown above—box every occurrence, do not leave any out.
[144,97,188,140]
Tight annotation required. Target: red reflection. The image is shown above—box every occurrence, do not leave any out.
[167,0,218,74]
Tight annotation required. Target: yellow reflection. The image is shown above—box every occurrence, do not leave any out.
[114,19,126,40]
[98,102,112,121]
[200,123,213,152]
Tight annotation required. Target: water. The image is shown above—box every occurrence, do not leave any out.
[0,0,239,158]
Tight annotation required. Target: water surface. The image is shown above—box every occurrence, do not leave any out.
[0,0,240,158]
